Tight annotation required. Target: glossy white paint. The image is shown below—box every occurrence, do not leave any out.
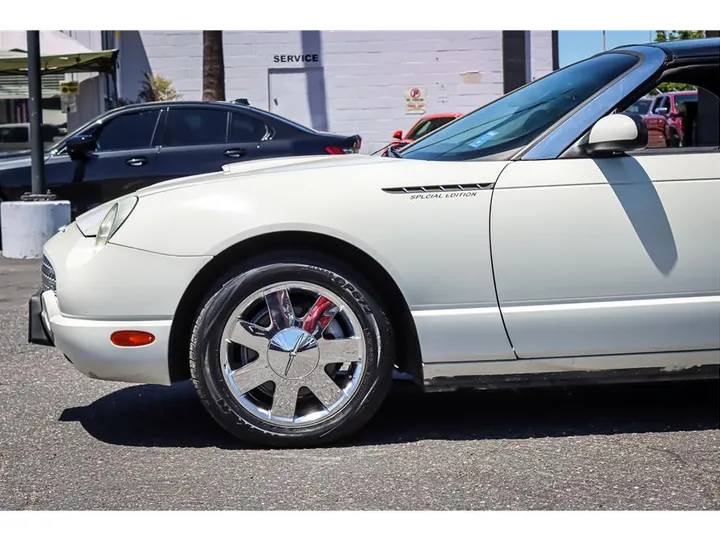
[491,153,720,359]
[110,155,510,313]
[44,223,212,319]
[41,290,172,385]
[412,307,514,364]
[587,113,639,144]
[39,145,720,386]
[110,155,518,370]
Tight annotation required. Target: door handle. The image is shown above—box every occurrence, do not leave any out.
[126,157,147,167]
[224,149,246,159]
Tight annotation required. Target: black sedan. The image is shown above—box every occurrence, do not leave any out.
[0,101,361,218]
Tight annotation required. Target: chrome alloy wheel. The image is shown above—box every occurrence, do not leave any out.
[219,281,367,427]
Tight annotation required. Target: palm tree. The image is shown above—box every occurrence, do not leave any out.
[202,31,225,101]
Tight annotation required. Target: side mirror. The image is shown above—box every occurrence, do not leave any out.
[583,113,648,157]
[392,130,403,140]
[655,107,669,115]
[66,133,95,158]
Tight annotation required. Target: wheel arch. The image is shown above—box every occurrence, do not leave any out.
[167,230,423,385]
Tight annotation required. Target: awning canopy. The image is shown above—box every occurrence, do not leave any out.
[0,49,118,76]
[0,30,94,57]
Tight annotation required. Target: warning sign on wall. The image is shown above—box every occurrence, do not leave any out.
[405,86,426,114]
[59,81,79,113]
[60,81,79,95]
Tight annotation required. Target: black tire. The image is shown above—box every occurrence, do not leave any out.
[667,129,681,148]
[189,250,395,448]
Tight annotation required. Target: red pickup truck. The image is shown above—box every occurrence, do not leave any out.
[641,90,698,147]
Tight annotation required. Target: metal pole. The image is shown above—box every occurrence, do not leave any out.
[602,31,606,51]
[26,30,45,195]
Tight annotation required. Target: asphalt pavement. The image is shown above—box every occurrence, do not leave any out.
[1,255,719,510]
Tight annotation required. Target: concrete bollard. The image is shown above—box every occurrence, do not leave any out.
[0,200,72,259]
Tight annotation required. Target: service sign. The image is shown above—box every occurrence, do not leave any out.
[405,86,426,114]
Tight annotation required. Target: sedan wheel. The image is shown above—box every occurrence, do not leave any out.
[189,254,395,448]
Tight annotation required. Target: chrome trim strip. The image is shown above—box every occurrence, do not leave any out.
[521,46,667,161]
[412,306,500,317]
[383,183,494,194]
[501,294,720,313]
[41,256,56,292]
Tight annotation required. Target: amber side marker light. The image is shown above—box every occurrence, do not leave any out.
[111,330,156,347]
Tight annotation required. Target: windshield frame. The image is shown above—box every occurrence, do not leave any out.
[522,45,667,160]
[396,47,665,162]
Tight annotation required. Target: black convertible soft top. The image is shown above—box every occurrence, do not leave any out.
[616,37,720,61]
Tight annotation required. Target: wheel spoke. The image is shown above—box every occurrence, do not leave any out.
[318,336,363,366]
[305,370,345,409]
[302,295,341,337]
[271,381,300,420]
[228,319,271,353]
[230,359,274,396]
[264,288,296,331]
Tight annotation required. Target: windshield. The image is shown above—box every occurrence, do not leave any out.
[626,99,652,114]
[398,52,639,161]
[406,116,458,140]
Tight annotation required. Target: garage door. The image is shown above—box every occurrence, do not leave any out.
[268,67,326,131]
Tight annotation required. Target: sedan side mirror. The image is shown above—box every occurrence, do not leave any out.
[583,113,648,157]
[66,133,95,158]
[392,130,403,140]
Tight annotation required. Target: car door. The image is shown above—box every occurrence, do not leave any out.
[44,107,163,216]
[228,110,294,159]
[153,106,267,181]
[490,92,720,360]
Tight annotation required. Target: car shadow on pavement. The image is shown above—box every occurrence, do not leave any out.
[58,378,720,450]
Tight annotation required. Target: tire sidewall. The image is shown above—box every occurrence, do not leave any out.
[191,254,394,447]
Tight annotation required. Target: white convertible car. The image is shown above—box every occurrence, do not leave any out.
[30,38,720,447]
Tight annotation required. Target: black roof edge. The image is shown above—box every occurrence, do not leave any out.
[115,100,258,110]
[611,36,720,61]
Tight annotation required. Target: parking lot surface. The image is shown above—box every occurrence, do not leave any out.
[1,255,718,510]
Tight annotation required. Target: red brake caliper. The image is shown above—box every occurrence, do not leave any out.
[302,297,334,335]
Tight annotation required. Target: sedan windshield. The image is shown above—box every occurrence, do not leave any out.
[398,52,639,161]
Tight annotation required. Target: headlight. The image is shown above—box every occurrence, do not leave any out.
[94,196,138,251]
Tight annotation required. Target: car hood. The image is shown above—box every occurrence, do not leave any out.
[133,153,380,198]
[74,154,389,236]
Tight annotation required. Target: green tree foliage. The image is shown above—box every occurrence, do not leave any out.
[116,72,182,106]
[654,30,705,42]
[137,72,182,102]
[651,31,706,94]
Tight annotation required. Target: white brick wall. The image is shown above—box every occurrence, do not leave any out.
[119,30,554,154]
[60,30,106,131]
[530,31,554,81]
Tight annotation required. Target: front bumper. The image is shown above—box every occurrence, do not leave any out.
[28,287,174,385]
[25,222,212,386]
[28,288,54,347]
